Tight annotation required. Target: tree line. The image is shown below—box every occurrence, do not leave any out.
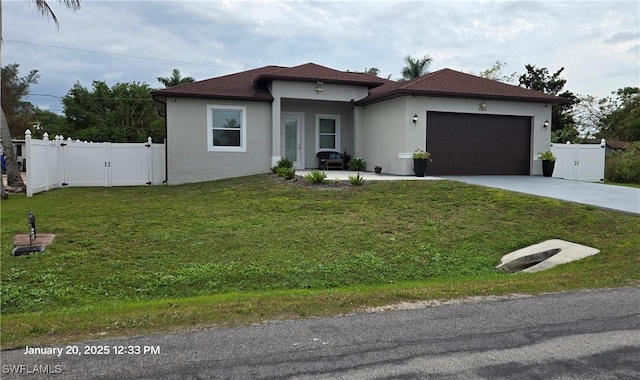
[2,65,195,142]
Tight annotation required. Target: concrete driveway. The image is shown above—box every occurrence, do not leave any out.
[442,176,640,215]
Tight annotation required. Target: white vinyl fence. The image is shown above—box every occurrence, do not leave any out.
[550,139,606,182]
[25,130,165,197]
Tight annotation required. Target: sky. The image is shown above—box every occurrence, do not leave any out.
[3,0,639,114]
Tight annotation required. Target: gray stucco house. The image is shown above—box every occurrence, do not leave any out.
[152,63,567,185]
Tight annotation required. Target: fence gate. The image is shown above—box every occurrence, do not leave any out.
[61,141,108,187]
[26,131,165,197]
[550,140,605,182]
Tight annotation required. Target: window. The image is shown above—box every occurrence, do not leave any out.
[207,105,246,152]
[316,114,340,151]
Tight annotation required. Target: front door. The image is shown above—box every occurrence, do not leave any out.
[282,113,303,169]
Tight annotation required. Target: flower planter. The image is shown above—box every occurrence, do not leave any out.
[542,160,555,177]
[413,159,427,177]
[374,166,382,175]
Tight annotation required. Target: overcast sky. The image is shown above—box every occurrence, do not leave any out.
[3,0,639,114]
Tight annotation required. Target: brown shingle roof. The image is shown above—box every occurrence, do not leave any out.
[356,68,570,105]
[153,65,284,101]
[153,64,569,105]
[254,62,387,88]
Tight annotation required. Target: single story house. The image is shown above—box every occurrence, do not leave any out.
[152,63,568,185]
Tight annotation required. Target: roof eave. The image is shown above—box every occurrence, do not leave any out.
[255,75,384,89]
[150,91,274,102]
[355,89,569,106]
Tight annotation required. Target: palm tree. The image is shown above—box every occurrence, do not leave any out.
[401,54,433,81]
[0,0,81,195]
[157,69,195,88]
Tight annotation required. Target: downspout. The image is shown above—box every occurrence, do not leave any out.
[152,94,168,184]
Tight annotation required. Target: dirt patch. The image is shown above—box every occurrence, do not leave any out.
[362,293,536,313]
[2,173,27,193]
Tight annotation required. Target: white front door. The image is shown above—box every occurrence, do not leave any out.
[281,113,304,169]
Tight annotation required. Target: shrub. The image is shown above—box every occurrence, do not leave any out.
[348,157,366,171]
[412,149,432,160]
[276,167,296,180]
[276,157,294,169]
[606,142,640,184]
[271,157,295,174]
[348,172,365,186]
[305,169,327,184]
[538,151,556,161]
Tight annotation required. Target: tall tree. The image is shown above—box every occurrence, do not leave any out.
[157,69,195,88]
[0,0,82,195]
[63,80,164,142]
[364,67,380,77]
[1,63,40,138]
[597,87,640,141]
[32,108,73,138]
[518,64,568,95]
[519,64,576,132]
[479,61,518,84]
[401,54,433,81]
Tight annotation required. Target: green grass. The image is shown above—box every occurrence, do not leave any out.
[605,180,640,188]
[1,175,639,348]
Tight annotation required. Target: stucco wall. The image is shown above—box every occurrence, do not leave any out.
[271,81,369,103]
[166,97,272,185]
[357,96,553,176]
[357,97,407,174]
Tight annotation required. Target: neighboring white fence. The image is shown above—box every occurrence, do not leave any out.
[550,139,605,182]
[25,130,165,197]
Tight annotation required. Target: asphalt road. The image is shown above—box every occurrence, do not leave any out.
[2,287,639,379]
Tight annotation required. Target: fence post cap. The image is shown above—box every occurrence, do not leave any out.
[600,138,606,147]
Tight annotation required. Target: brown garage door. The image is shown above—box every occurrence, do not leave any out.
[426,112,531,175]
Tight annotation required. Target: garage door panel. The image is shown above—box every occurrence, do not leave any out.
[426,112,531,176]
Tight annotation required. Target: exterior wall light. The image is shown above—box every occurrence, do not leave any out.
[543,120,549,128]
[314,81,324,93]
[412,114,419,124]
[479,103,487,111]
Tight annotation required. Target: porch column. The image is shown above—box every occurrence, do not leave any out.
[353,106,363,158]
[271,95,281,166]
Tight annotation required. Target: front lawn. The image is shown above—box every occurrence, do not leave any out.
[1,175,639,348]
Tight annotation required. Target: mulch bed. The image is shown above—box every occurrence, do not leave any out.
[271,173,365,190]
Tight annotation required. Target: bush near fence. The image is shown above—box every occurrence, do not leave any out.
[605,142,640,184]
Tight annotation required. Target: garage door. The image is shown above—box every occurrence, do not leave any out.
[426,112,531,175]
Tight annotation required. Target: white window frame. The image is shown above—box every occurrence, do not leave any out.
[315,114,341,152]
[207,105,247,152]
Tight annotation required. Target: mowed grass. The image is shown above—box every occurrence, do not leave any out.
[1,175,639,348]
